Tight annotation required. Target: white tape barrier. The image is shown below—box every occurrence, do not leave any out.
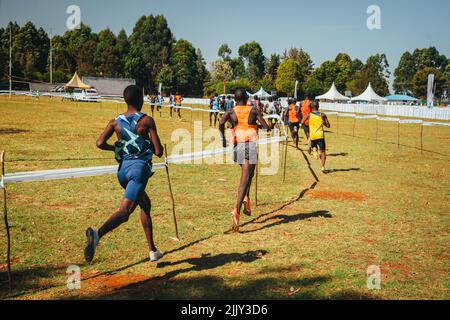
[1,135,286,185]
[332,112,450,127]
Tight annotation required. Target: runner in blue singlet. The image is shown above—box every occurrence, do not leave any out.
[84,85,165,264]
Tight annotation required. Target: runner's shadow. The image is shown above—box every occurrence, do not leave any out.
[81,235,213,281]
[239,210,331,234]
[119,250,269,289]
[324,168,360,174]
[327,152,348,157]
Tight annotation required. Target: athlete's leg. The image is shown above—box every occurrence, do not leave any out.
[235,161,256,214]
[98,198,139,239]
[138,191,157,252]
[209,112,213,126]
[170,106,173,117]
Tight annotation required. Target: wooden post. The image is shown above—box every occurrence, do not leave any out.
[336,114,339,136]
[420,125,424,154]
[255,153,258,207]
[352,117,356,137]
[282,139,288,183]
[163,144,179,240]
[397,121,400,148]
[1,151,12,291]
[375,118,378,142]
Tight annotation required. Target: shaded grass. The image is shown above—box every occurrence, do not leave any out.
[0,96,449,300]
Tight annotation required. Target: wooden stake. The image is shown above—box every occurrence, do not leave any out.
[352,117,356,137]
[375,118,378,142]
[397,121,400,148]
[163,144,179,240]
[336,114,339,136]
[420,125,424,154]
[255,152,258,207]
[1,151,12,291]
[282,139,288,183]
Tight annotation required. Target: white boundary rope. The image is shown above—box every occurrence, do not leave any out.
[1,136,286,185]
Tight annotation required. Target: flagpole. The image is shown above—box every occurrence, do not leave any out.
[9,24,12,97]
[49,29,53,84]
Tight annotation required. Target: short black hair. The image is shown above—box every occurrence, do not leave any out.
[234,88,248,105]
[123,85,143,109]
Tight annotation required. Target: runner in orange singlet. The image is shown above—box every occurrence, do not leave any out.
[219,88,270,232]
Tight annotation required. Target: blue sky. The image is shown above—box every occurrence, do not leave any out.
[1,0,449,79]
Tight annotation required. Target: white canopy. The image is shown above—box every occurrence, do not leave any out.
[249,86,272,98]
[351,83,387,102]
[315,82,349,101]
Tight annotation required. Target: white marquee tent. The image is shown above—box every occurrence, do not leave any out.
[315,82,350,101]
[248,86,272,98]
[351,82,387,103]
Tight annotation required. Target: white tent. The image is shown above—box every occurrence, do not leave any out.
[351,82,387,103]
[249,86,272,98]
[315,82,349,101]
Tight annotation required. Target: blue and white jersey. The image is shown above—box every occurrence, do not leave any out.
[114,112,153,163]
[212,98,219,110]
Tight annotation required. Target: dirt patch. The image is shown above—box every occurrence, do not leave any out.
[306,190,365,202]
[83,274,149,291]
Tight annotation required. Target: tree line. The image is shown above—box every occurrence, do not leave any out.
[0,16,449,99]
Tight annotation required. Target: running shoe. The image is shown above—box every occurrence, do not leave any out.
[230,208,240,232]
[150,250,165,262]
[84,227,99,263]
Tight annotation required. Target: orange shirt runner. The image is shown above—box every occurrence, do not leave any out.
[289,104,300,123]
[232,105,258,144]
[301,99,312,125]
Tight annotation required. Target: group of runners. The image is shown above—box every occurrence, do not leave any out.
[84,85,331,263]
[148,92,183,120]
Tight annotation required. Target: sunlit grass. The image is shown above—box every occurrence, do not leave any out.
[0,96,449,299]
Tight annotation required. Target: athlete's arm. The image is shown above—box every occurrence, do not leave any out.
[147,117,164,157]
[256,109,270,131]
[96,119,116,151]
[219,110,232,147]
[303,113,311,125]
[322,113,331,128]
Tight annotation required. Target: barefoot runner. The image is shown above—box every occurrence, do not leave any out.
[219,88,270,232]
[303,100,330,172]
[84,85,165,263]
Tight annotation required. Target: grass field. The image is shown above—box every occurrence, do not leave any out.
[0,96,449,300]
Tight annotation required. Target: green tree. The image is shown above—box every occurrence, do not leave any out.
[412,67,446,99]
[196,48,209,96]
[393,52,416,94]
[210,59,233,83]
[259,74,276,92]
[229,57,246,79]
[170,39,201,96]
[218,43,232,60]
[156,64,173,94]
[275,58,301,96]
[95,28,120,77]
[77,39,99,76]
[10,21,49,80]
[238,41,265,83]
[348,54,390,96]
[303,74,323,98]
[125,15,174,90]
[116,29,130,77]
[266,54,280,80]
